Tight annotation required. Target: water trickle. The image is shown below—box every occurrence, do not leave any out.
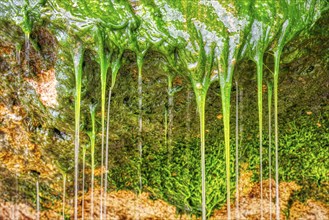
[88,104,97,220]
[189,49,215,220]
[72,44,84,220]
[239,88,244,142]
[104,51,123,218]
[12,174,18,220]
[269,1,321,216]
[218,55,237,220]
[267,81,273,220]
[185,89,193,139]
[164,107,168,148]
[24,33,30,75]
[11,200,15,219]
[249,17,272,219]
[273,50,281,220]
[235,81,239,219]
[62,173,66,220]
[167,74,174,160]
[104,87,112,218]
[195,90,207,220]
[272,22,289,217]
[137,55,144,193]
[36,179,40,220]
[15,43,21,65]
[82,145,87,220]
[256,56,264,220]
[97,29,108,220]
[95,27,119,219]
[0,1,324,219]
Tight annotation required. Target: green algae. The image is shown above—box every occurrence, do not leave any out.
[0,0,327,219]
[248,5,275,217]
[104,49,124,218]
[94,23,126,218]
[71,42,84,220]
[269,1,324,217]
[94,27,109,217]
[87,103,96,220]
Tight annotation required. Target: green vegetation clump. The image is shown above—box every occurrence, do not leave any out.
[0,0,328,218]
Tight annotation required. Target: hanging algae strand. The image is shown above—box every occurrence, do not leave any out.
[189,43,215,220]
[195,82,207,220]
[104,51,123,219]
[87,104,97,220]
[191,80,210,220]
[267,81,273,220]
[221,82,232,220]
[95,28,110,220]
[82,145,87,220]
[72,44,84,220]
[0,1,320,219]
[249,17,272,219]
[270,2,323,217]
[256,55,264,220]
[218,52,236,220]
[272,19,290,220]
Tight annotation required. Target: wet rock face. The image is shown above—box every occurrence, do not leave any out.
[0,30,65,207]
[0,45,56,177]
[0,0,328,218]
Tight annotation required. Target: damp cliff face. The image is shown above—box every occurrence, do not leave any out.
[0,0,328,219]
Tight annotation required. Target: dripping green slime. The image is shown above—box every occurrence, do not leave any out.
[0,0,326,219]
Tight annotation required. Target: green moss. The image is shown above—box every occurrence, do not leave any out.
[0,0,328,218]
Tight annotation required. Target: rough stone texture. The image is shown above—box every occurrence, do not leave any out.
[25,68,58,108]
[0,200,62,220]
[0,103,56,178]
[212,165,301,220]
[78,190,191,220]
[0,190,193,220]
[290,200,329,220]
[1,168,327,219]
[0,6,328,220]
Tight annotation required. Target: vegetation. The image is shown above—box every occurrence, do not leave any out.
[0,1,327,219]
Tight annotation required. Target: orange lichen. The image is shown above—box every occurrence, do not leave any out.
[217,114,223,120]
